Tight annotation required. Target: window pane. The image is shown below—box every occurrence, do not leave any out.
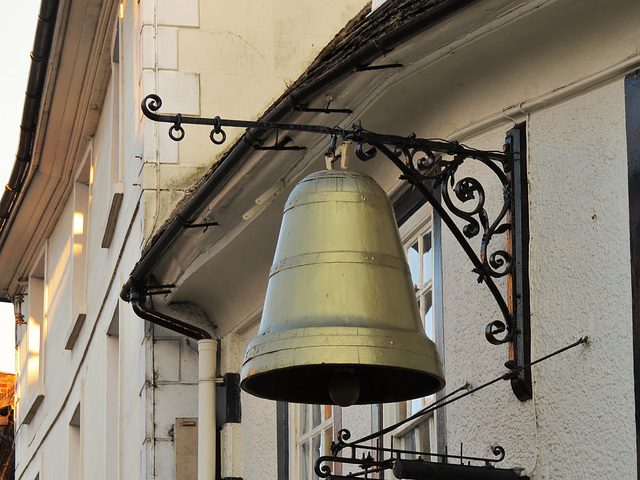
[312,435,321,479]
[407,242,420,292]
[409,397,422,416]
[422,230,432,283]
[300,441,310,480]
[403,430,417,459]
[312,405,321,428]
[324,426,333,456]
[324,405,332,421]
[300,405,309,434]
[423,291,433,338]
[416,421,431,460]
[398,401,408,421]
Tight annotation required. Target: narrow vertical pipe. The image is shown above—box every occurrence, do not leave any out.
[198,339,217,480]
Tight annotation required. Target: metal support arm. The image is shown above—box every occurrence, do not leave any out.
[140,94,530,399]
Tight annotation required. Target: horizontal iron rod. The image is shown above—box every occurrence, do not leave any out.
[141,94,508,160]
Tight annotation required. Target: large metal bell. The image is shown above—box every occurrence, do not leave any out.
[240,168,445,406]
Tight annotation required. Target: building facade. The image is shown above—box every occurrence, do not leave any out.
[1,0,639,479]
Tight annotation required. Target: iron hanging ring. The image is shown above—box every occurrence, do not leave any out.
[210,116,227,145]
[169,113,185,141]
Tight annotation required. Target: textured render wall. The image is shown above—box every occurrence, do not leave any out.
[139,0,368,241]
[440,126,538,472]
[438,81,634,478]
[527,82,634,478]
[220,324,278,479]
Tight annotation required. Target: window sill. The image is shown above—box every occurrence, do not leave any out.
[22,385,45,425]
[101,182,124,248]
[65,306,87,350]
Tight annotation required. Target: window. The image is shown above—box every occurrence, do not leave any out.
[384,202,443,460]
[101,18,124,249]
[21,249,46,425]
[401,208,435,418]
[290,404,337,480]
[66,150,91,350]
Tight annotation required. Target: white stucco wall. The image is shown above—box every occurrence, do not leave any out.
[437,81,635,478]
[527,82,634,478]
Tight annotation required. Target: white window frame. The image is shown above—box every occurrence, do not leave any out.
[66,147,92,350]
[289,404,336,480]
[384,203,441,459]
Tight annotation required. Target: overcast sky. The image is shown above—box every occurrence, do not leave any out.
[0,0,40,373]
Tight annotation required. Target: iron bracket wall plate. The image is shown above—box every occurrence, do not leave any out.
[140,94,531,400]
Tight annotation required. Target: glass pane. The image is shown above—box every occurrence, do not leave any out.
[398,401,408,421]
[423,290,433,338]
[300,405,309,434]
[417,421,431,460]
[324,405,332,422]
[324,426,333,456]
[312,405,322,428]
[422,230,432,283]
[300,441,310,480]
[312,435,321,479]
[403,430,417,459]
[409,397,422,416]
[407,242,420,292]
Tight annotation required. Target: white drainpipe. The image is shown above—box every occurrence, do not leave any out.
[198,339,217,480]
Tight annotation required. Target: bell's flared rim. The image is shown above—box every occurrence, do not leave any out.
[241,326,445,405]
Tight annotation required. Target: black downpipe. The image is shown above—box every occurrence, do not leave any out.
[130,289,212,340]
[119,0,477,302]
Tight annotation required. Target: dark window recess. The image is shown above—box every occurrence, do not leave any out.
[394,187,428,227]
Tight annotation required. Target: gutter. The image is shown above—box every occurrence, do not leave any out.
[129,288,217,480]
[130,289,212,340]
[119,0,477,302]
[0,0,59,241]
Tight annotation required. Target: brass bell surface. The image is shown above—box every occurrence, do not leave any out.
[240,168,445,406]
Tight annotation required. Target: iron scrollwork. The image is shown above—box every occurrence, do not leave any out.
[353,137,514,346]
[140,94,531,398]
[314,428,507,478]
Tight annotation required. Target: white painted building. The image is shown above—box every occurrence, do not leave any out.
[1,0,639,479]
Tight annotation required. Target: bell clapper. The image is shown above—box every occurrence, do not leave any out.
[328,368,360,407]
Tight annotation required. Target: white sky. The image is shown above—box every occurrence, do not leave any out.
[0,0,41,373]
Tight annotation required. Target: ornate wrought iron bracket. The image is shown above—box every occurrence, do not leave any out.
[315,428,508,478]
[141,94,531,400]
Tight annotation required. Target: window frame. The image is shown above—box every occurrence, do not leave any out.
[383,199,447,458]
[288,403,341,480]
